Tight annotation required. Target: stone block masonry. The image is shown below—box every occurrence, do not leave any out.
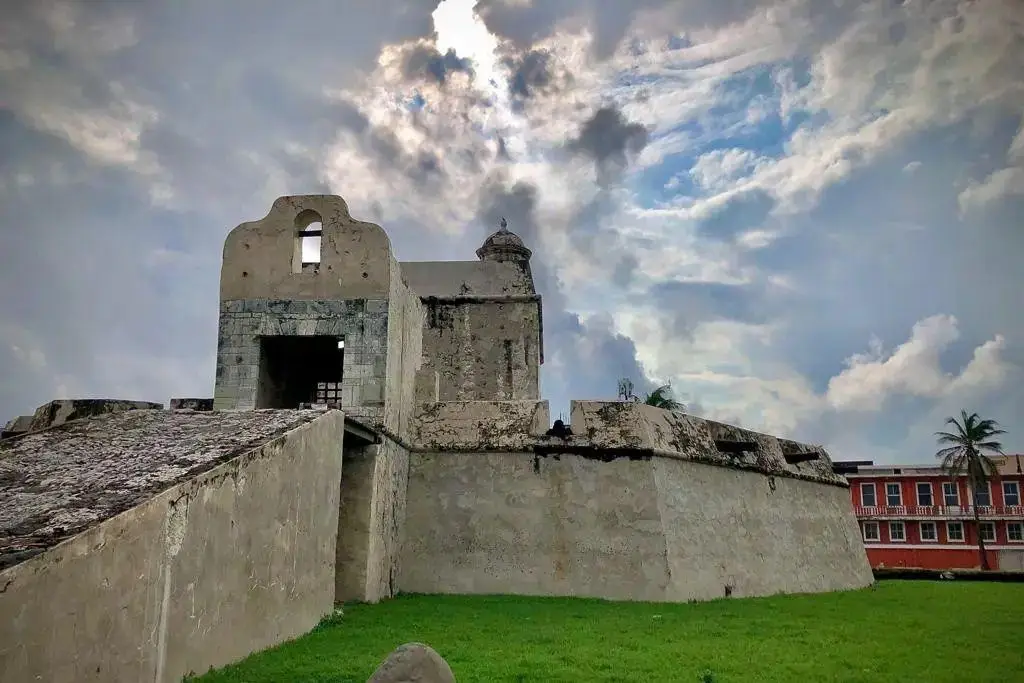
[214,298,388,421]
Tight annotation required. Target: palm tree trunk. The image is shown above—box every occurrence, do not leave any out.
[973,504,990,571]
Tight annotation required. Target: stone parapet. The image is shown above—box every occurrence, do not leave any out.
[14,399,164,436]
[566,401,845,486]
[169,398,214,411]
[411,401,550,451]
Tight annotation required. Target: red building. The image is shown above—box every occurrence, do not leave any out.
[835,455,1024,571]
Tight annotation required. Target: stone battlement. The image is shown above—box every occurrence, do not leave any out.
[407,399,843,486]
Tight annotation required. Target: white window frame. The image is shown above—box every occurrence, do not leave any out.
[916,481,933,507]
[979,521,997,543]
[972,481,993,508]
[946,521,965,542]
[885,482,903,507]
[1007,522,1023,543]
[862,521,880,542]
[919,521,938,542]
[860,482,877,507]
[942,481,960,506]
[889,521,906,543]
[1003,481,1021,507]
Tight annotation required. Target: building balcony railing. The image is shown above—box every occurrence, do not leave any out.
[854,505,1024,519]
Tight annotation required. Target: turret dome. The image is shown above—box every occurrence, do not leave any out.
[476,218,532,262]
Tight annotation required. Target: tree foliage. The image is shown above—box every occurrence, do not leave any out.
[617,378,685,413]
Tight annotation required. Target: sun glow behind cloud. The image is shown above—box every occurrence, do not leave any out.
[431,0,527,157]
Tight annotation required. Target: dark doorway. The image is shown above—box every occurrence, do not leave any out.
[256,336,344,408]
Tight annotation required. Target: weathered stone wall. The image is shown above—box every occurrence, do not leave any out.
[340,257,426,602]
[401,260,537,299]
[569,401,847,485]
[412,400,550,451]
[16,399,163,435]
[334,439,411,604]
[400,451,871,601]
[213,298,388,419]
[400,399,872,602]
[415,299,541,402]
[169,398,213,411]
[220,194,393,301]
[384,259,425,439]
[0,410,345,683]
[1,414,31,439]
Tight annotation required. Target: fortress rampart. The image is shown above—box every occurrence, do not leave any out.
[400,399,866,601]
[0,195,872,682]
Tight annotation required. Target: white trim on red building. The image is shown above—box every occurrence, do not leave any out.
[838,456,1024,571]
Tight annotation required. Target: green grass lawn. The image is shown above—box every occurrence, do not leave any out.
[192,581,1024,683]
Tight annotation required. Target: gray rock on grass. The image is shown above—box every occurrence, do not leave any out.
[366,642,456,683]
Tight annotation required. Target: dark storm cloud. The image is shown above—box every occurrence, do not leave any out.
[401,44,474,84]
[646,281,768,338]
[475,174,631,274]
[476,179,542,245]
[495,136,511,161]
[612,254,639,288]
[507,50,552,98]
[571,107,650,164]
[568,106,650,185]
[503,48,573,100]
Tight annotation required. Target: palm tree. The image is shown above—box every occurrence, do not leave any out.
[617,378,685,412]
[935,410,1006,571]
[642,384,685,412]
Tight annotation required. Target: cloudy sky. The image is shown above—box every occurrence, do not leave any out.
[1,0,1021,463]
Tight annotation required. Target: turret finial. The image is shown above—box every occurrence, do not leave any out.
[499,217,508,231]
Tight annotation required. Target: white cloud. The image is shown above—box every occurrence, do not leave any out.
[660,0,1024,218]
[958,166,1024,213]
[826,315,1010,412]
[23,95,160,172]
[690,149,764,193]
[433,0,504,99]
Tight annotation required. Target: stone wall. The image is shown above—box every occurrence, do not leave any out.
[569,401,846,485]
[384,258,425,439]
[400,399,872,602]
[400,451,871,601]
[169,398,214,411]
[213,298,388,419]
[412,399,550,451]
[0,410,345,683]
[335,256,426,602]
[219,194,394,302]
[415,299,541,402]
[334,439,410,604]
[7,399,163,437]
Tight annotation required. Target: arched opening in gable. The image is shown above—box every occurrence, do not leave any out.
[293,209,323,273]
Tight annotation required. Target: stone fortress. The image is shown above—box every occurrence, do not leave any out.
[0,195,873,683]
